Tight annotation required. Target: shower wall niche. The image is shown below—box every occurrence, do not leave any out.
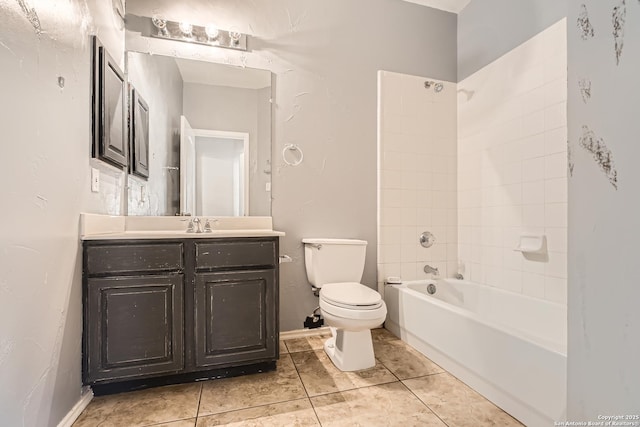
[377,71,458,292]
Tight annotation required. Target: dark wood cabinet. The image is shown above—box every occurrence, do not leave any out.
[84,275,184,383]
[85,242,183,274]
[194,269,277,368]
[83,237,279,387]
[92,36,127,168]
[129,86,150,179]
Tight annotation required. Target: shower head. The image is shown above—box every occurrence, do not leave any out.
[424,80,444,93]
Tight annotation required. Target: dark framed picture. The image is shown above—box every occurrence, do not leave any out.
[129,86,150,179]
[92,36,127,168]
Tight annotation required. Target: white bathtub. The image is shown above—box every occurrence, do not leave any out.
[384,279,566,427]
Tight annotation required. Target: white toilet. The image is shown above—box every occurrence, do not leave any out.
[302,238,387,371]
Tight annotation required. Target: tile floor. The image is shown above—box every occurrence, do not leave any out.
[73,328,523,427]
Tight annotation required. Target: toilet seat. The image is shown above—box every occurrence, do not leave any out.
[320,298,387,321]
[320,282,382,309]
[319,282,386,322]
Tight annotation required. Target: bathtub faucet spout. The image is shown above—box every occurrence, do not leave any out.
[423,265,439,277]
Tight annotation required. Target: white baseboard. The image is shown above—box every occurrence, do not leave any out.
[57,386,93,427]
[280,326,331,340]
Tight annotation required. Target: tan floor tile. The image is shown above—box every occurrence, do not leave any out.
[283,333,331,353]
[290,349,398,397]
[73,383,201,427]
[403,373,523,427]
[73,331,522,427]
[196,399,319,426]
[371,327,399,342]
[311,382,447,426]
[374,336,444,379]
[198,354,307,416]
[156,420,196,427]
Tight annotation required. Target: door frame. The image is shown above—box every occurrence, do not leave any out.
[192,129,250,216]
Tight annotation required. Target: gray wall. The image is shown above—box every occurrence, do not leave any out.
[127,0,458,331]
[458,0,567,80]
[184,84,259,132]
[127,53,183,215]
[567,0,640,417]
[0,1,125,425]
[183,83,270,216]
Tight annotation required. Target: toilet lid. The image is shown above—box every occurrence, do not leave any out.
[320,282,382,309]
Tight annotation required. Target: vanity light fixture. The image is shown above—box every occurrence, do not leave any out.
[146,16,248,51]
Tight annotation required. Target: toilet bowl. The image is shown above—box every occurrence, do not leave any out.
[319,282,387,371]
[302,238,387,371]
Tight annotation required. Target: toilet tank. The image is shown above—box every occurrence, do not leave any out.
[302,238,367,288]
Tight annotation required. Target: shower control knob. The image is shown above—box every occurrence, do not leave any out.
[419,231,435,248]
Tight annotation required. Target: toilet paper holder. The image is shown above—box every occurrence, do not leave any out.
[279,255,293,264]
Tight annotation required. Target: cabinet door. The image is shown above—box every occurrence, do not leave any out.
[194,270,277,368]
[84,275,184,384]
[92,37,127,168]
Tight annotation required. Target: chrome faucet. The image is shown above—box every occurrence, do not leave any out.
[187,217,204,233]
[203,218,218,232]
[194,217,204,233]
[423,264,439,276]
[186,217,218,233]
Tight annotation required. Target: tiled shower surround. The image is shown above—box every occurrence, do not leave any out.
[377,71,458,291]
[378,19,567,305]
[457,19,567,304]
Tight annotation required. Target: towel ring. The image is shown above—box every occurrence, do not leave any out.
[282,144,304,166]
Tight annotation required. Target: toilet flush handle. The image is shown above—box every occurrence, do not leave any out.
[309,243,322,250]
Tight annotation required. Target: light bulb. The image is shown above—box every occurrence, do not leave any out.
[205,24,219,40]
[229,27,241,45]
[151,15,167,35]
[179,21,193,36]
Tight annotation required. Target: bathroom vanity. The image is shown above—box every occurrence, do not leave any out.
[80,215,283,393]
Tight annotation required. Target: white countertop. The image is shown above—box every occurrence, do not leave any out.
[82,229,285,240]
[80,213,285,240]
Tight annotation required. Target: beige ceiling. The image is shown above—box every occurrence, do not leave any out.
[400,0,472,13]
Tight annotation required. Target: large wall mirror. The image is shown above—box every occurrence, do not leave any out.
[126,51,272,217]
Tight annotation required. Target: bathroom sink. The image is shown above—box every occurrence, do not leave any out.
[83,229,285,240]
[80,213,285,240]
